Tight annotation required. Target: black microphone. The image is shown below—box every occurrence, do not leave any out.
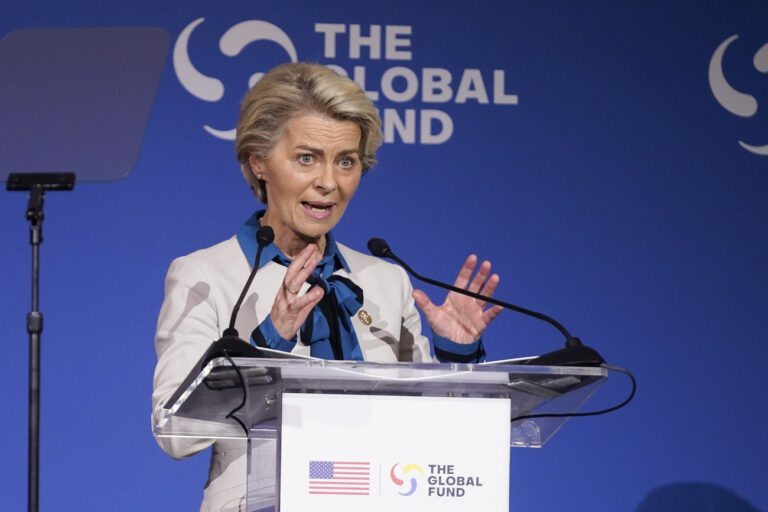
[224,225,274,337]
[255,225,275,247]
[367,237,604,366]
[196,225,275,365]
[368,238,394,259]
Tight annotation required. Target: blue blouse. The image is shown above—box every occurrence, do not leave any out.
[236,211,485,363]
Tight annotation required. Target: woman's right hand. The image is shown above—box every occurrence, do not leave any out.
[269,244,325,339]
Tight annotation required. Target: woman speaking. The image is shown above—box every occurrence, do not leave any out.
[152,62,503,511]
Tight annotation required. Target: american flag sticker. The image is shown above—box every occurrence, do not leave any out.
[308,460,370,495]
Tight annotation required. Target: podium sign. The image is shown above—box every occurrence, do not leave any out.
[279,393,510,511]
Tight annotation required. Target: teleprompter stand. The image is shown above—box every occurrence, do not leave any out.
[1,26,169,512]
[6,173,75,512]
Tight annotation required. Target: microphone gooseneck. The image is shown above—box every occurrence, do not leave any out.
[367,237,605,365]
[225,226,275,337]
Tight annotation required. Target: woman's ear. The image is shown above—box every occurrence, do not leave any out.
[249,154,265,181]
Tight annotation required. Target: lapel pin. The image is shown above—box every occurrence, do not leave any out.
[357,310,372,326]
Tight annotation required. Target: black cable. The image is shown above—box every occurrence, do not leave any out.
[219,230,274,434]
[510,364,636,423]
[222,350,249,435]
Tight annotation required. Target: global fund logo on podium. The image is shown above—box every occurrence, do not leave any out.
[390,462,484,498]
[390,463,424,496]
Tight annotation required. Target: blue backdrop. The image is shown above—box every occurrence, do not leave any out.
[1,1,767,510]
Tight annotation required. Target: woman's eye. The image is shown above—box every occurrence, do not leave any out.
[298,154,313,164]
[339,157,355,169]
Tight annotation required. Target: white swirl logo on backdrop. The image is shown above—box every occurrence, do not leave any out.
[173,17,297,139]
[708,34,768,155]
[173,18,518,144]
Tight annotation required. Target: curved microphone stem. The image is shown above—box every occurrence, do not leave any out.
[225,226,274,337]
[368,238,581,347]
[398,254,577,343]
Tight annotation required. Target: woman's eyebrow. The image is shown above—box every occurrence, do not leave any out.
[295,144,359,156]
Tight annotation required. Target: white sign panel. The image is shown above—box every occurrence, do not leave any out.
[279,392,510,511]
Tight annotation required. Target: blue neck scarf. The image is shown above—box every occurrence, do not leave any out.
[236,211,364,360]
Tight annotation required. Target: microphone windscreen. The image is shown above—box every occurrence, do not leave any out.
[256,226,275,246]
[367,238,392,258]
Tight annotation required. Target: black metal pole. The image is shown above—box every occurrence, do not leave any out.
[26,184,44,512]
[6,173,75,512]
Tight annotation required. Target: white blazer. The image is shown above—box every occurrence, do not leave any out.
[152,236,433,511]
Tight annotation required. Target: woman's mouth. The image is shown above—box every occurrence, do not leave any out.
[301,201,335,219]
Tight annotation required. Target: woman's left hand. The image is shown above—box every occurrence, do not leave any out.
[412,255,504,344]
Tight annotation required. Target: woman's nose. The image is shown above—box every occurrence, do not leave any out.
[314,164,338,192]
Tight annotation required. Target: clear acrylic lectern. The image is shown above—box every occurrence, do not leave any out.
[154,357,606,511]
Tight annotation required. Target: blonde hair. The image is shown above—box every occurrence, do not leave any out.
[235,62,383,203]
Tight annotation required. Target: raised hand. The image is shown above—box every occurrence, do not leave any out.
[269,244,325,339]
[412,254,503,344]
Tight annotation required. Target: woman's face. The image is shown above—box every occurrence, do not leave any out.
[251,114,363,252]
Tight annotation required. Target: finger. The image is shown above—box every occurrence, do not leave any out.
[467,259,492,294]
[291,257,319,291]
[291,286,325,319]
[275,265,320,310]
[289,244,316,272]
[284,250,319,293]
[452,254,478,290]
[478,273,500,299]
[283,244,314,277]
[291,286,324,311]
[296,242,316,261]
[270,287,324,338]
[412,289,437,317]
[280,285,323,315]
[481,304,504,325]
